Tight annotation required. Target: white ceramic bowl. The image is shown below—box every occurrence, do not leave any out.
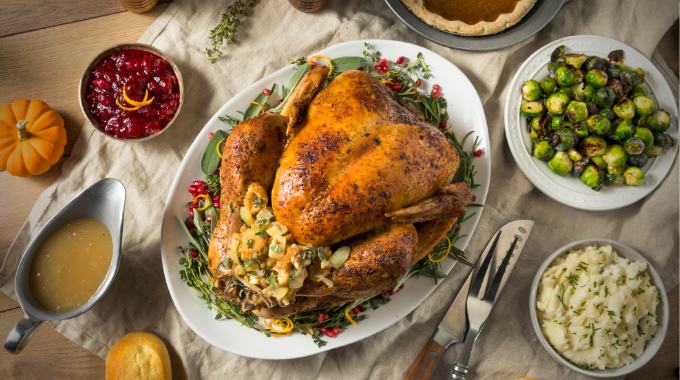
[529,239,669,378]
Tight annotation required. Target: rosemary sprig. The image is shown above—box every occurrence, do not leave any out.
[204,0,257,60]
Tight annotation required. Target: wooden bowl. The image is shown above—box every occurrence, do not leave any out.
[78,43,184,142]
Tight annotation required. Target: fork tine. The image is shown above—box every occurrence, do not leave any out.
[483,236,519,302]
[468,231,502,298]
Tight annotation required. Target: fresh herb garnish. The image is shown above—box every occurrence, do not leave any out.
[205,0,257,60]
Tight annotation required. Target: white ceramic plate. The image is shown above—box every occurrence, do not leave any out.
[504,35,678,211]
[160,40,490,359]
[529,239,669,378]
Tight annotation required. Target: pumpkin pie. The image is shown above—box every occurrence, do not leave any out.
[400,0,537,36]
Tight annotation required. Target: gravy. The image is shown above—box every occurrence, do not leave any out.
[29,217,113,312]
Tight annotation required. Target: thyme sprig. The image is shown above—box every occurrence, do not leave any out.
[204,0,257,60]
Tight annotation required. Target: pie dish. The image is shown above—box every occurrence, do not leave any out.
[400,0,537,36]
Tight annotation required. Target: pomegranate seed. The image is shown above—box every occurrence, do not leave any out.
[332,326,340,334]
[473,149,483,157]
[357,303,364,309]
[352,307,360,314]
[472,195,477,202]
[263,88,271,95]
[191,249,198,258]
[433,89,441,98]
[396,284,404,292]
[318,313,325,322]
[455,224,461,231]
[213,169,219,176]
[323,313,330,320]
[392,80,402,91]
[188,204,198,210]
[192,180,205,187]
[374,65,381,71]
[358,66,364,71]
[213,194,220,202]
[396,56,405,65]
[214,201,220,208]
[310,61,317,67]
[379,58,387,66]
[209,132,214,139]
[316,323,323,327]
[189,185,197,193]
[184,220,195,230]
[432,84,441,91]
[278,99,284,104]
[415,78,422,87]
[188,209,194,217]
[439,120,446,128]
[206,214,212,222]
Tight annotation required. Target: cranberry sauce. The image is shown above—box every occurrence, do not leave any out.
[85,49,180,139]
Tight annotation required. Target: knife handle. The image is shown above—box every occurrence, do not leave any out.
[403,339,446,380]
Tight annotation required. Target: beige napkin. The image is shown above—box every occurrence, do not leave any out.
[1,0,678,379]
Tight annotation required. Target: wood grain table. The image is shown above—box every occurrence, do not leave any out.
[0,2,677,379]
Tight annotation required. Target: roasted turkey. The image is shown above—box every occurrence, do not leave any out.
[208,67,472,317]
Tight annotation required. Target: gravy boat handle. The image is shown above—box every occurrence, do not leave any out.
[4,314,42,354]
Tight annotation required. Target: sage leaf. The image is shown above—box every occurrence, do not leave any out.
[193,207,204,235]
[209,206,219,234]
[330,56,368,73]
[243,84,276,121]
[200,129,228,175]
[289,63,311,92]
[452,157,468,183]
[176,215,204,255]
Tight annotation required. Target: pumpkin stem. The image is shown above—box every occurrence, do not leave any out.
[16,120,31,141]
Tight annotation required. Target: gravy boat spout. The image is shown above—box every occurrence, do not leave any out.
[4,178,126,354]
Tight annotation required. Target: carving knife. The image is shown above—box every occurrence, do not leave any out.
[403,220,534,380]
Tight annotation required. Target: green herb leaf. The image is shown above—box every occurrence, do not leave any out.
[176,215,204,255]
[243,84,275,120]
[330,56,368,73]
[200,130,228,174]
[289,63,311,93]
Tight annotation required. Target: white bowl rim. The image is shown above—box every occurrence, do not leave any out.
[528,238,669,378]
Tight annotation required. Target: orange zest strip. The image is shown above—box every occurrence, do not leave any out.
[344,309,357,325]
[309,55,333,73]
[116,97,141,111]
[216,138,226,158]
[265,318,294,335]
[249,101,265,115]
[122,84,155,107]
[379,80,393,84]
[442,130,457,135]
[428,236,452,263]
[193,194,211,211]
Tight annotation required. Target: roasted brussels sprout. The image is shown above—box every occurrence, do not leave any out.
[627,153,649,168]
[581,164,604,190]
[585,102,599,116]
[557,86,574,99]
[608,49,624,62]
[602,144,627,167]
[585,69,608,89]
[548,61,567,78]
[593,87,616,109]
[573,69,584,84]
[522,80,543,101]
[567,146,583,161]
[521,101,544,118]
[580,135,607,157]
[585,114,611,135]
[546,92,571,115]
[623,136,645,155]
[605,79,625,99]
[540,77,557,93]
[634,68,646,84]
[624,167,645,186]
[600,109,616,121]
[604,62,629,79]
[644,145,662,158]
[563,54,587,69]
[572,159,589,176]
[620,70,642,89]
[608,118,634,140]
[633,96,656,116]
[551,45,565,62]
[530,115,544,131]
[584,56,605,72]
[634,127,654,148]
[646,109,670,132]
[548,151,574,175]
[533,140,555,161]
[573,121,589,138]
[613,98,635,119]
[653,133,677,150]
[554,128,577,151]
[565,101,588,123]
[607,164,625,175]
[555,67,576,87]
[590,155,607,170]
[605,174,625,186]
[530,130,538,141]
[573,83,594,102]
[631,84,648,98]
[550,116,563,130]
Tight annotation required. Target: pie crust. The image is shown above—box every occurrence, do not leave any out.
[400,0,537,36]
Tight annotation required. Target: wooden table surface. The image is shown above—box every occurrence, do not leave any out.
[0,2,677,379]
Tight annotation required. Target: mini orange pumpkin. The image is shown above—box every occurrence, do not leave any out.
[0,99,66,177]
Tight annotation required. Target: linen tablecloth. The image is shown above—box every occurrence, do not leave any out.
[1,0,678,378]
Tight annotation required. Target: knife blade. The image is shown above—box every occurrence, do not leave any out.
[402,220,534,380]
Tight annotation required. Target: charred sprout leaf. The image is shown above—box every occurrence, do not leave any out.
[551,45,565,62]
[608,50,624,63]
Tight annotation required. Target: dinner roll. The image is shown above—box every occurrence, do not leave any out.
[106,331,171,380]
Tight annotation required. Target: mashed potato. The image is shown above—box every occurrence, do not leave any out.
[536,245,659,370]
